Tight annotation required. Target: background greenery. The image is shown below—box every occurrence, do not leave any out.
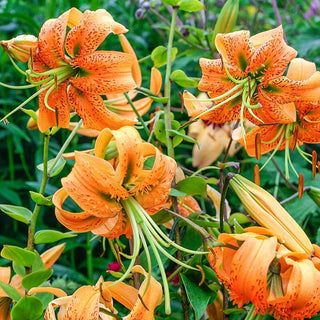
[0,0,320,319]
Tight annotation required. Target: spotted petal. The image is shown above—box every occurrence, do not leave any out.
[71,51,136,95]
[65,9,128,57]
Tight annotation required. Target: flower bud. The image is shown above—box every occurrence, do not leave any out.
[229,174,314,256]
[1,34,38,63]
[211,0,239,51]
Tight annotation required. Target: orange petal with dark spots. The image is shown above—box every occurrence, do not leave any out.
[38,81,70,133]
[71,51,136,95]
[215,30,253,74]
[67,86,136,131]
[65,9,128,57]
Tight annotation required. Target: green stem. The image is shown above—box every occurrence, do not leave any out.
[48,120,83,176]
[86,232,94,283]
[27,134,50,251]
[124,92,149,136]
[163,6,178,159]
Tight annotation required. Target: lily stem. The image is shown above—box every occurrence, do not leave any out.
[27,133,50,251]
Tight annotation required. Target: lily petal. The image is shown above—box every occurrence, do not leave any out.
[71,51,136,95]
[65,9,128,57]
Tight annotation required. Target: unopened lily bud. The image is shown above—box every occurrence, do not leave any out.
[211,0,239,51]
[229,174,314,256]
[1,34,38,63]
[40,243,66,269]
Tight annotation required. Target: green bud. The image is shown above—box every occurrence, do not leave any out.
[211,0,239,51]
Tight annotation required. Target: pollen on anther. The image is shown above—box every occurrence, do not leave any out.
[312,150,317,178]
[254,164,260,186]
[298,173,304,199]
[255,133,261,160]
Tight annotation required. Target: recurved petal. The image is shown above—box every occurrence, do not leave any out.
[61,152,129,216]
[183,91,211,118]
[71,51,136,95]
[38,82,70,133]
[53,188,105,232]
[125,265,162,320]
[247,25,297,85]
[65,9,128,57]
[266,72,320,104]
[119,34,142,87]
[232,125,287,157]
[0,297,11,320]
[215,30,253,74]
[229,236,277,313]
[92,212,132,239]
[63,286,100,320]
[198,58,240,93]
[0,267,11,297]
[38,9,75,68]
[298,120,320,144]
[68,86,136,131]
[270,257,320,320]
[286,58,317,81]
[40,243,66,269]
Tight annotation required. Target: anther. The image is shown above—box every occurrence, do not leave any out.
[318,161,320,175]
[312,151,317,178]
[255,132,261,160]
[55,106,59,127]
[254,164,260,186]
[54,72,58,93]
[196,265,205,286]
[298,173,304,199]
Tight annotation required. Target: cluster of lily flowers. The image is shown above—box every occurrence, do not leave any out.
[1,5,320,320]
[184,26,320,180]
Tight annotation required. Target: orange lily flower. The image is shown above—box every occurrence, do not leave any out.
[233,58,320,177]
[15,8,137,133]
[29,265,162,320]
[209,229,320,320]
[184,26,301,125]
[52,126,176,238]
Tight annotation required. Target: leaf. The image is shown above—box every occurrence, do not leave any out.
[34,230,76,244]
[171,69,198,88]
[37,157,66,178]
[29,191,53,206]
[176,177,207,198]
[21,108,38,123]
[0,204,32,224]
[21,269,53,291]
[151,45,178,68]
[180,274,211,319]
[161,0,180,5]
[169,188,188,197]
[167,129,199,146]
[180,0,205,11]
[11,296,44,320]
[228,213,251,225]
[154,120,185,147]
[0,281,22,301]
[1,246,36,267]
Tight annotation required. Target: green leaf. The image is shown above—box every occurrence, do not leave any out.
[21,108,38,123]
[29,191,53,206]
[167,129,199,146]
[228,213,251,225]
[0,204,32,224]
[0,281,22,301]
[151,46,178,68]
[150,96,169,103]
[180,274,211,319]
[180,0,205,11]
[11,296,44,320]
[21,269,53,291]
[1,246,37,267]
[37,157,66,178]
[171,69,198,87]
[169,188,188,197]
[154,120,185,147]
[34,230,76,244]
[176,177,207,198]
[162,0,180,5]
